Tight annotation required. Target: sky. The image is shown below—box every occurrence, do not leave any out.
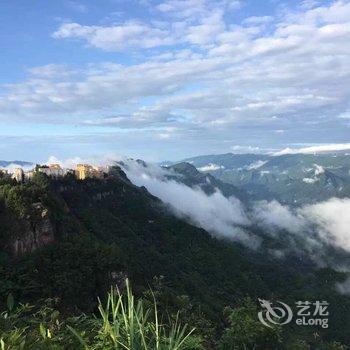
[0,0,350,162]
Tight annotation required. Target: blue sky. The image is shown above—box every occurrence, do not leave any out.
[0,0,349,162]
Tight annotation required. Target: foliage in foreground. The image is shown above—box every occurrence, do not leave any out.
[1,176,349,349]
[217,298,347,350]
[1,285,348,350]
[0,280,202,350]
[218,298,282,350]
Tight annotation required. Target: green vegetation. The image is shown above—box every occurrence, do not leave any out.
[0,281,201,350]
[218,298,282,349]
[0,170,349,348]
[1,289,346,350]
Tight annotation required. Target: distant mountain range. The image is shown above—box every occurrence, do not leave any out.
[165,162,249,202]
[3,152,350,205]
[168,153,350,205]
[1,156,350,346]
[1,162,349,347]
[0,160,33,168]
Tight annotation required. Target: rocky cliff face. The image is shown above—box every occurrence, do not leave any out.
[11,203,55,255]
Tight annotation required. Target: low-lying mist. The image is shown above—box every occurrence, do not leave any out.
[42,156,350,258]
[40,155,350,293]
[121,159,262,249]
[119,159,350,255]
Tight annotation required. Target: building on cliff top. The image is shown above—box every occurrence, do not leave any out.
[0,168,9,178]
[12,168,25,182]
[75,164,103,180]
[38,164,65,178]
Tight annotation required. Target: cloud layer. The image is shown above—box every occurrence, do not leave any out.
[274,143,350,155]
[120,159,262,247]
[253,197,350,254]
[117,158,350,257]
[1,0,350,158]
[302,198,350,252]
[17,154,350,291]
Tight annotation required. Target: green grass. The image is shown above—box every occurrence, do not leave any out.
[0,280,202,350]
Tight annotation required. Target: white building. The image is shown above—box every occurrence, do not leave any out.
[12,168,24,182]
[38,164,65,178]
[25,170,36,180]
[0,168,8,175]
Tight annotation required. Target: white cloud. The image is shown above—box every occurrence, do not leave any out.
[197,163,224,171]
[52,22,172,51]
[30,154,350,257]
[301,198,350,252]
[156,0,208,18]
[0,163,34,173]
[156,133,171,139]
[274,143,350,155]
[1,0,350,149]
[28,64,76,78]
[253,200,306,234]
[185,10,225,45]
[45,154,122,168]
[119,159,261,248]
[300,0,322,10]
[121,159,350,255]
[314,164,325,175]
[245,160,267,170]
[231,145,263,153]
[303,177,317,184]
[252,196,350,254]
[337,276,350,295]
[243,16,273,25]
[156,0,241,19]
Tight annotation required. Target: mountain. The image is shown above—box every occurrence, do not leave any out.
[166,162,248,202]
[118,159,249,202]
[0,160,33,168]
[1,166,349,346]
[162,153,270,169]
[178,153,350,205]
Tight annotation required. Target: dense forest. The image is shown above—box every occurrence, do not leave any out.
[0,169,349,349]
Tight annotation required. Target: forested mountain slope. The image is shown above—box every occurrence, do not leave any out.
[0,168,349,347]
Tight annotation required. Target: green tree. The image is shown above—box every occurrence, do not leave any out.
[218,298,282,350]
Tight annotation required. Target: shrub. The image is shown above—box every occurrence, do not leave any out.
[0,280,202,350]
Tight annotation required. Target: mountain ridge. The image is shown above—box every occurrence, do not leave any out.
[0,160,33,168]
[1,163,350,346]
[172,153,350,205]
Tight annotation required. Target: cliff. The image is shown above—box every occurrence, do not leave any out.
[11,202,55,255]
[0,169,349,346]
